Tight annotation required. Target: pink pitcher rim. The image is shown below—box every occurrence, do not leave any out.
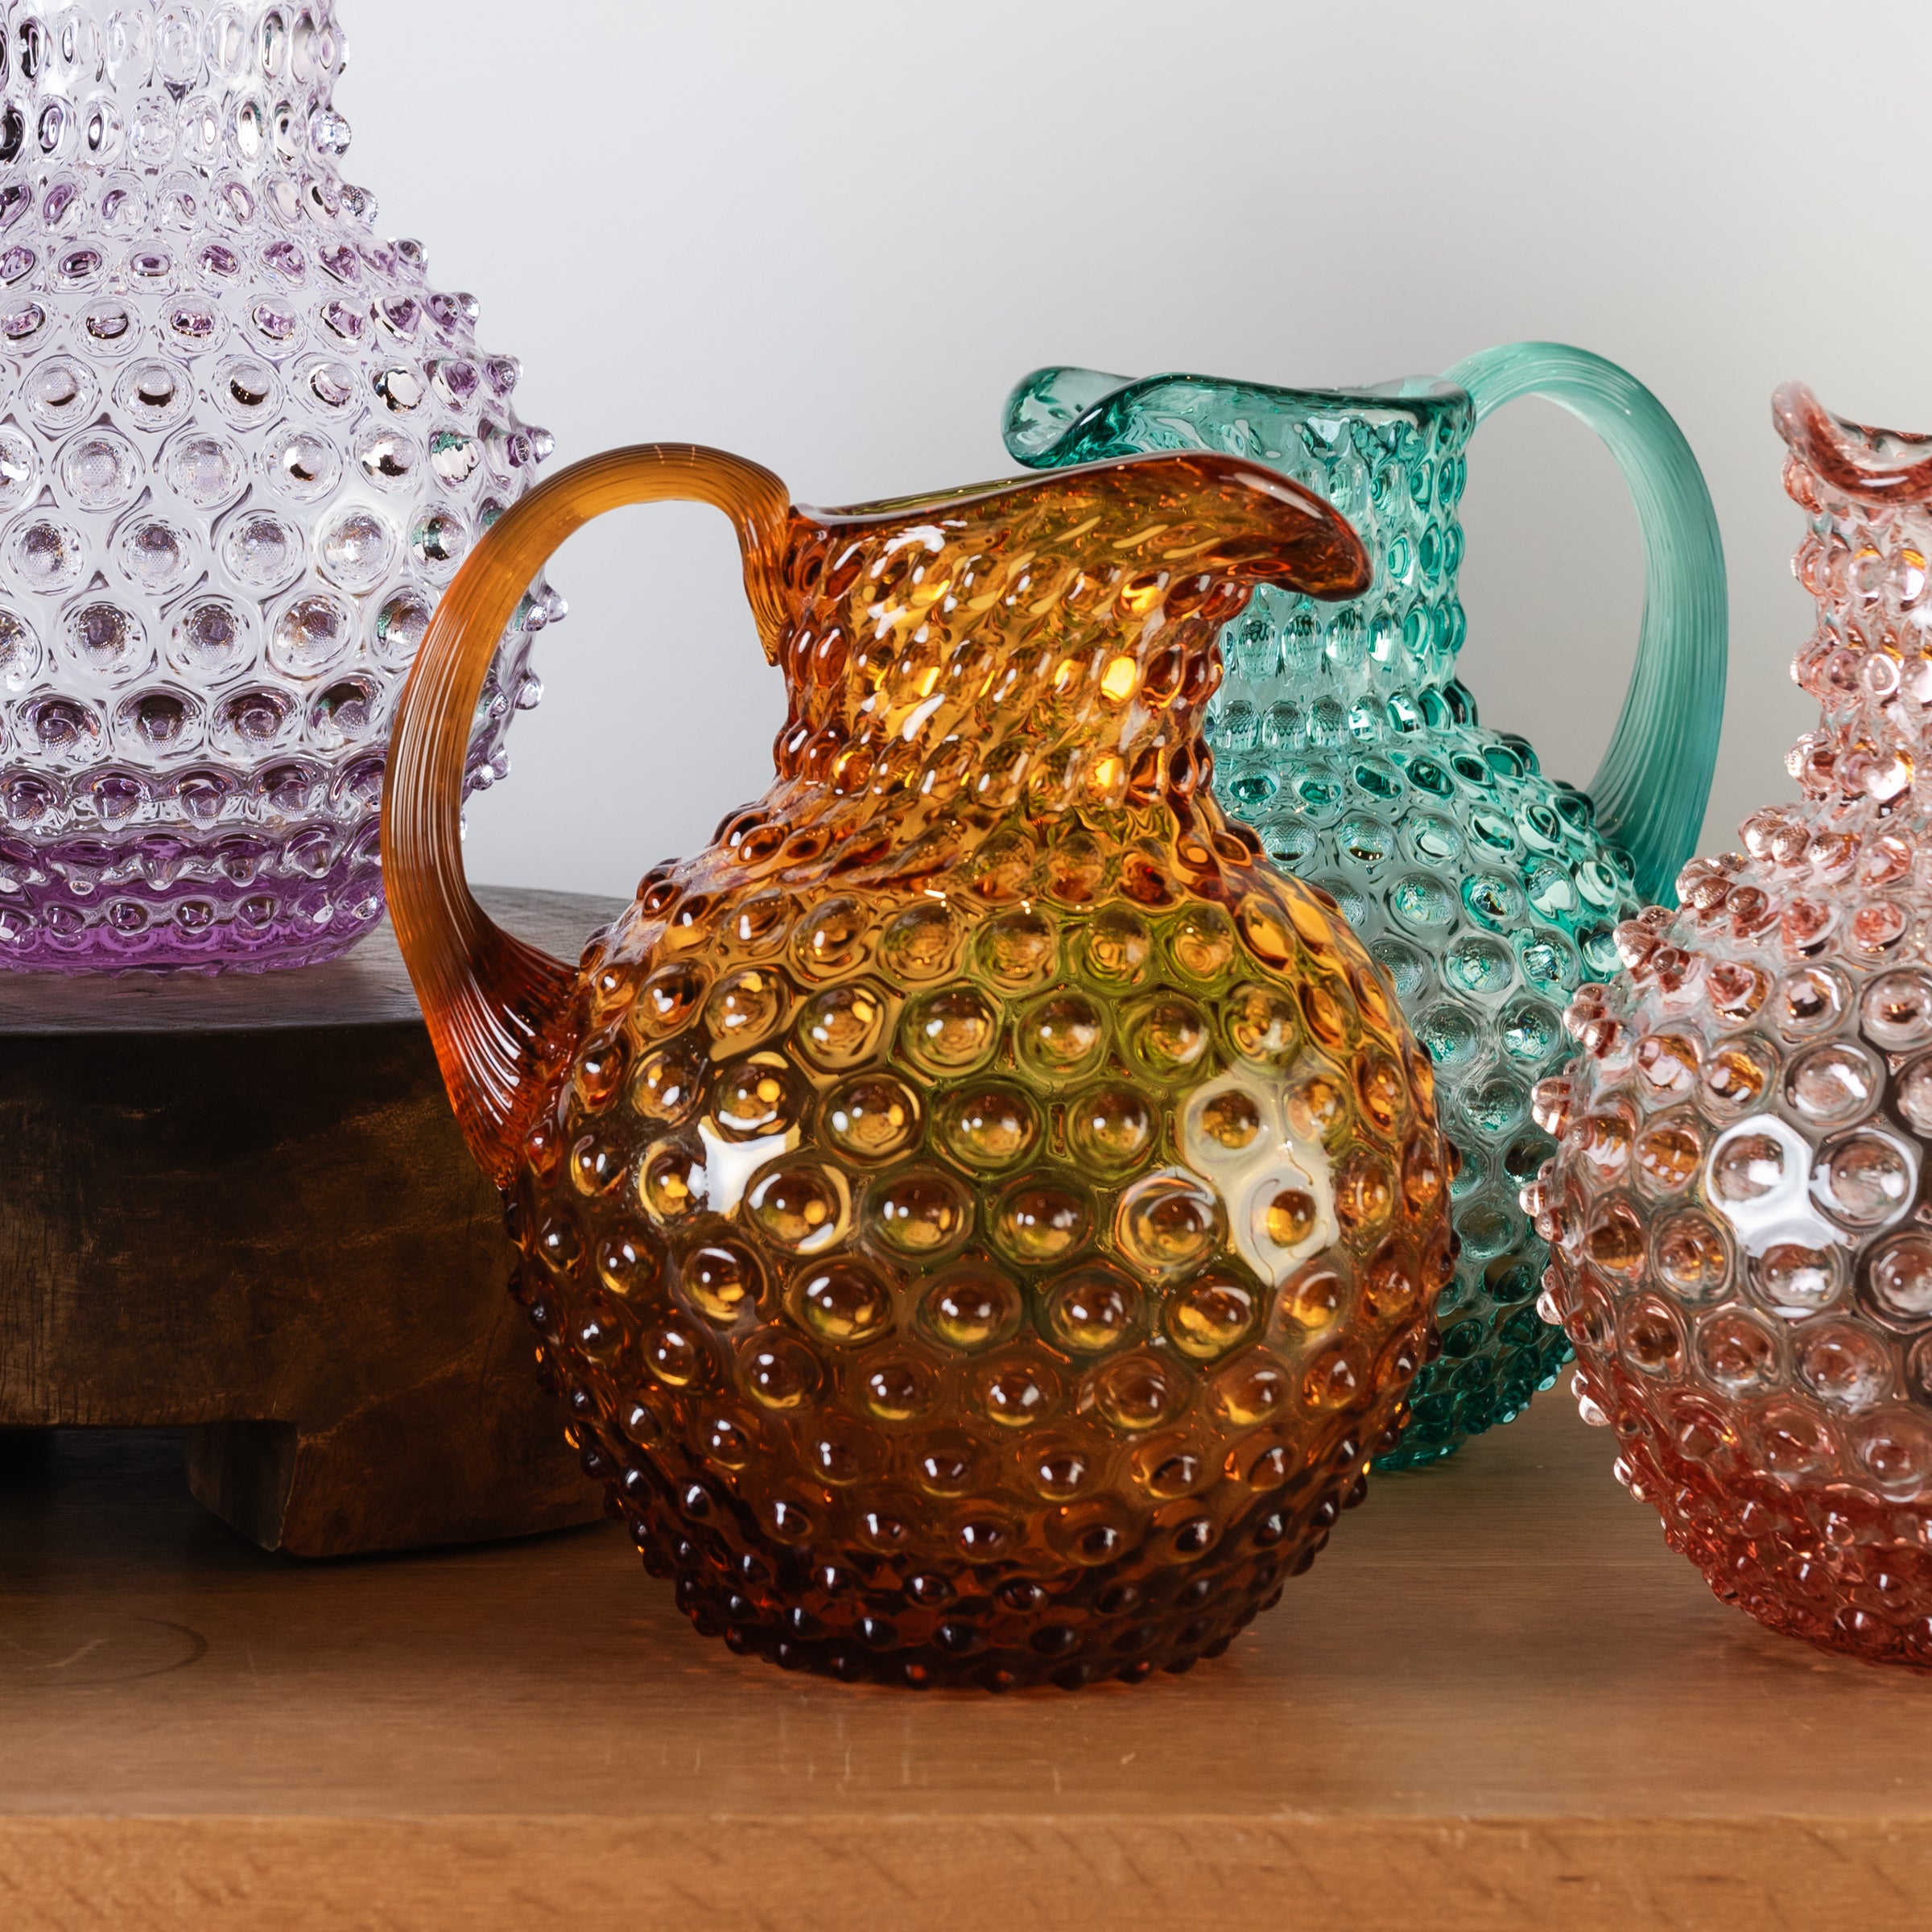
[1774,382,1932,506]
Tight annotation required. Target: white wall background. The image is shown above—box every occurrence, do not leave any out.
[338,0,1928,904]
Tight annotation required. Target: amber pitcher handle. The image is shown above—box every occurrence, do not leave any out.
[382,445,791,1186]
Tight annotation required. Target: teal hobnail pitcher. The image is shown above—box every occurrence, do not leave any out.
[1003,344,1726,1466]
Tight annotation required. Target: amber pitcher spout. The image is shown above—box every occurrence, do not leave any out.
[382,442,1450,1691]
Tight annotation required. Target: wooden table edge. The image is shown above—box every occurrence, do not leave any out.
[2,1810,1926,1932]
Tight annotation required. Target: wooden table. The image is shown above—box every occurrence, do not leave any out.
[3,1394,1927,1931]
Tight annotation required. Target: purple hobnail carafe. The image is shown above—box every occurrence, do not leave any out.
[0,0,559,970]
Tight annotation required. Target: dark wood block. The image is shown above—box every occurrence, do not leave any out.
[0,886,615,1558]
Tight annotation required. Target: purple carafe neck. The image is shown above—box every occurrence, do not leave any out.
[4,5,369,222]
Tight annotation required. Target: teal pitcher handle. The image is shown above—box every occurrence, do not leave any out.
[1443,341,1726,906]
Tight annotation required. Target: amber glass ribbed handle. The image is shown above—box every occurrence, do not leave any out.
[381,445,791,1184]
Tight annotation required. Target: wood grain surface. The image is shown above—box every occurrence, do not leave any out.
[0,887,616,1556]
[2,1393,1927,1930]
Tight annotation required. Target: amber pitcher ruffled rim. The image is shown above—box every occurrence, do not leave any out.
[1774,382,1932,506]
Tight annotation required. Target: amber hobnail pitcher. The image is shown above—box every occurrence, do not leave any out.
[382,443,1453,1690]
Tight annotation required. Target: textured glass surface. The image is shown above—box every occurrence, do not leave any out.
[0,0,557,969]
[1534,384,1932,1669]
[384,444,1455,1690]
[1004,345,1725,1467]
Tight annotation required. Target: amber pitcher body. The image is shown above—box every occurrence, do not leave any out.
[1532,387,1932,1668]
[383,444,1452,1690]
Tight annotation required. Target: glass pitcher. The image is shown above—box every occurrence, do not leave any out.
[0,0,557,971]
[1004,345,1726,1465]
[1532,384,1932,1668]
[383,441,1453,1690]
